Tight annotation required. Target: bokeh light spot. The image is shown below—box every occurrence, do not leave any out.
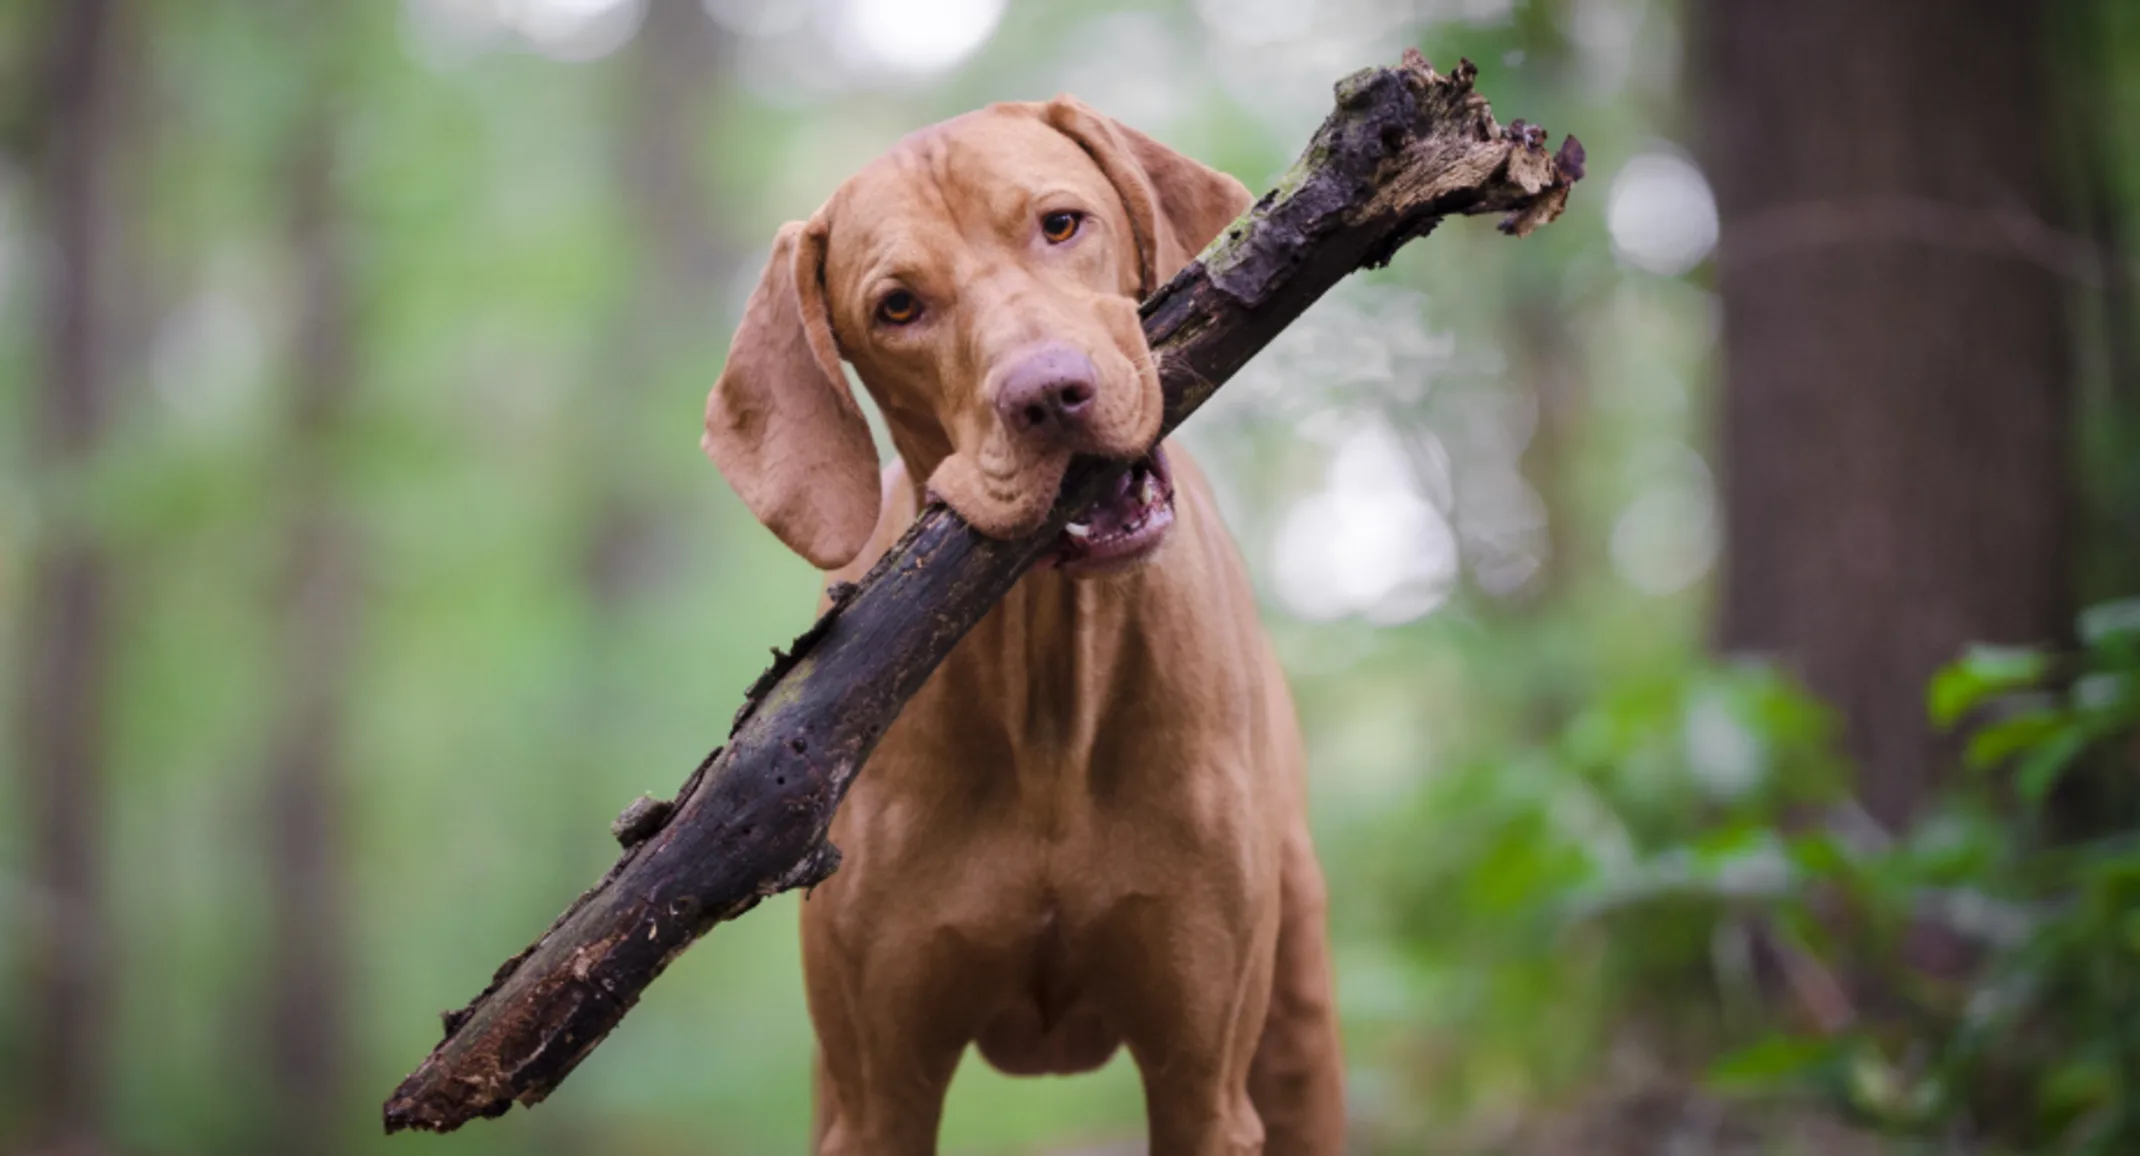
[1607,151,1719,276]
[1193,0,1317,46]
[830,0,1004,74]
[403,0,644,63]
[1272,418,1459,624]
[1610,449,1719,595]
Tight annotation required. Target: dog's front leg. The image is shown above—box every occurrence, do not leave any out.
[1093,881,1283,1156]
[1246,819,1347,1154]
[802,896,974,1155]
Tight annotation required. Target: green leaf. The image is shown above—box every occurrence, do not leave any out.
[2071,671,2138,720]
[2016,727,2090,803]
[1787,831,1852,880]
[1706,1034,1838,1090]
[2039,1060,2117,1121]
[2078,598,2140,648]
[1929,645,2050,728]
[1964,708,2066,771]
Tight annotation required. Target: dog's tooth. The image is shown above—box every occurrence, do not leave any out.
[1138,476,1158,505]
[1065,522,1091,539]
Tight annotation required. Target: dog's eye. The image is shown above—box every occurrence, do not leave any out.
[876,289,922,326]
[1040,210,1083,244]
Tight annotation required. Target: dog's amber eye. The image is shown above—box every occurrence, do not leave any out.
[1040,210,1082,244]
[876,289,922,326]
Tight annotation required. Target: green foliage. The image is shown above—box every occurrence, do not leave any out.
[1332,599,2140,1153]
[1928,645,2050,731]
[1603,601,2140,1155]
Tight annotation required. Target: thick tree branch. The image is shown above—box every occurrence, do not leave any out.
[383,49,1582,1135]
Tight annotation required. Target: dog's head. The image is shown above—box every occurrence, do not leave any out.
[703,97,1251,571]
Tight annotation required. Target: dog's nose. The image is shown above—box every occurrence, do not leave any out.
[994,345,1099,442]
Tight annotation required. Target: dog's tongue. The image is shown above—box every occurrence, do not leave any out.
[1081,468,1143,536]
[1049,450,1173,571]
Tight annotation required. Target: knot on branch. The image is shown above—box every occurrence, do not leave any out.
[610,794,674,848]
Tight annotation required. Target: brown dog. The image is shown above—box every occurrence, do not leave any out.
[703,97,1345,1155]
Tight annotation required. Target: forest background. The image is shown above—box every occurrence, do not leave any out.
[5,0,2137,1152]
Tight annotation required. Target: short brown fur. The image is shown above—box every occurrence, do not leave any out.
[705,97,1345,1155]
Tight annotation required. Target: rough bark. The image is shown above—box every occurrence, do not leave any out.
[383,51,1582,1135]
[1694,0,2074,826]
[261,97,362,1155]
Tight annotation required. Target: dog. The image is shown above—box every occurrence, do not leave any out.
[703,96,1344,1156]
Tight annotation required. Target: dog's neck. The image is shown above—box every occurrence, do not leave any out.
[871,406,1191,748]
[878,495,1180,763]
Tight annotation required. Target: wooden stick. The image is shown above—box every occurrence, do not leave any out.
[382,49,1583,1135]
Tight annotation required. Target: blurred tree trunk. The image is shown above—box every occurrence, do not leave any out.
[580,0,728,608]
[1694,0,2074,827]
[557,0,728,842]
[1512,297,1588,600]
[259,103,361,1153]
[16,1,125,1151]
[617,0,727,347]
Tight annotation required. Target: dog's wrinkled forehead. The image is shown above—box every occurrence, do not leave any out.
[821,110,1125,302]
[703,95,1251,568]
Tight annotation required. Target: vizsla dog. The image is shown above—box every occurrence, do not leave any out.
[703,97,1345,1155]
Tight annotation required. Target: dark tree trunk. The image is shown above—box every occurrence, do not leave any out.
[260,105,361,1155]
[1694,0,2074,827]
[16,1,123,1151]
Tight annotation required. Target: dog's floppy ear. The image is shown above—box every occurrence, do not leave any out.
[1042,96,1254,296]
[703,217,881,571]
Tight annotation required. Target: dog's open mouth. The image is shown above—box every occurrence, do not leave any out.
[1049,445,1176,576]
